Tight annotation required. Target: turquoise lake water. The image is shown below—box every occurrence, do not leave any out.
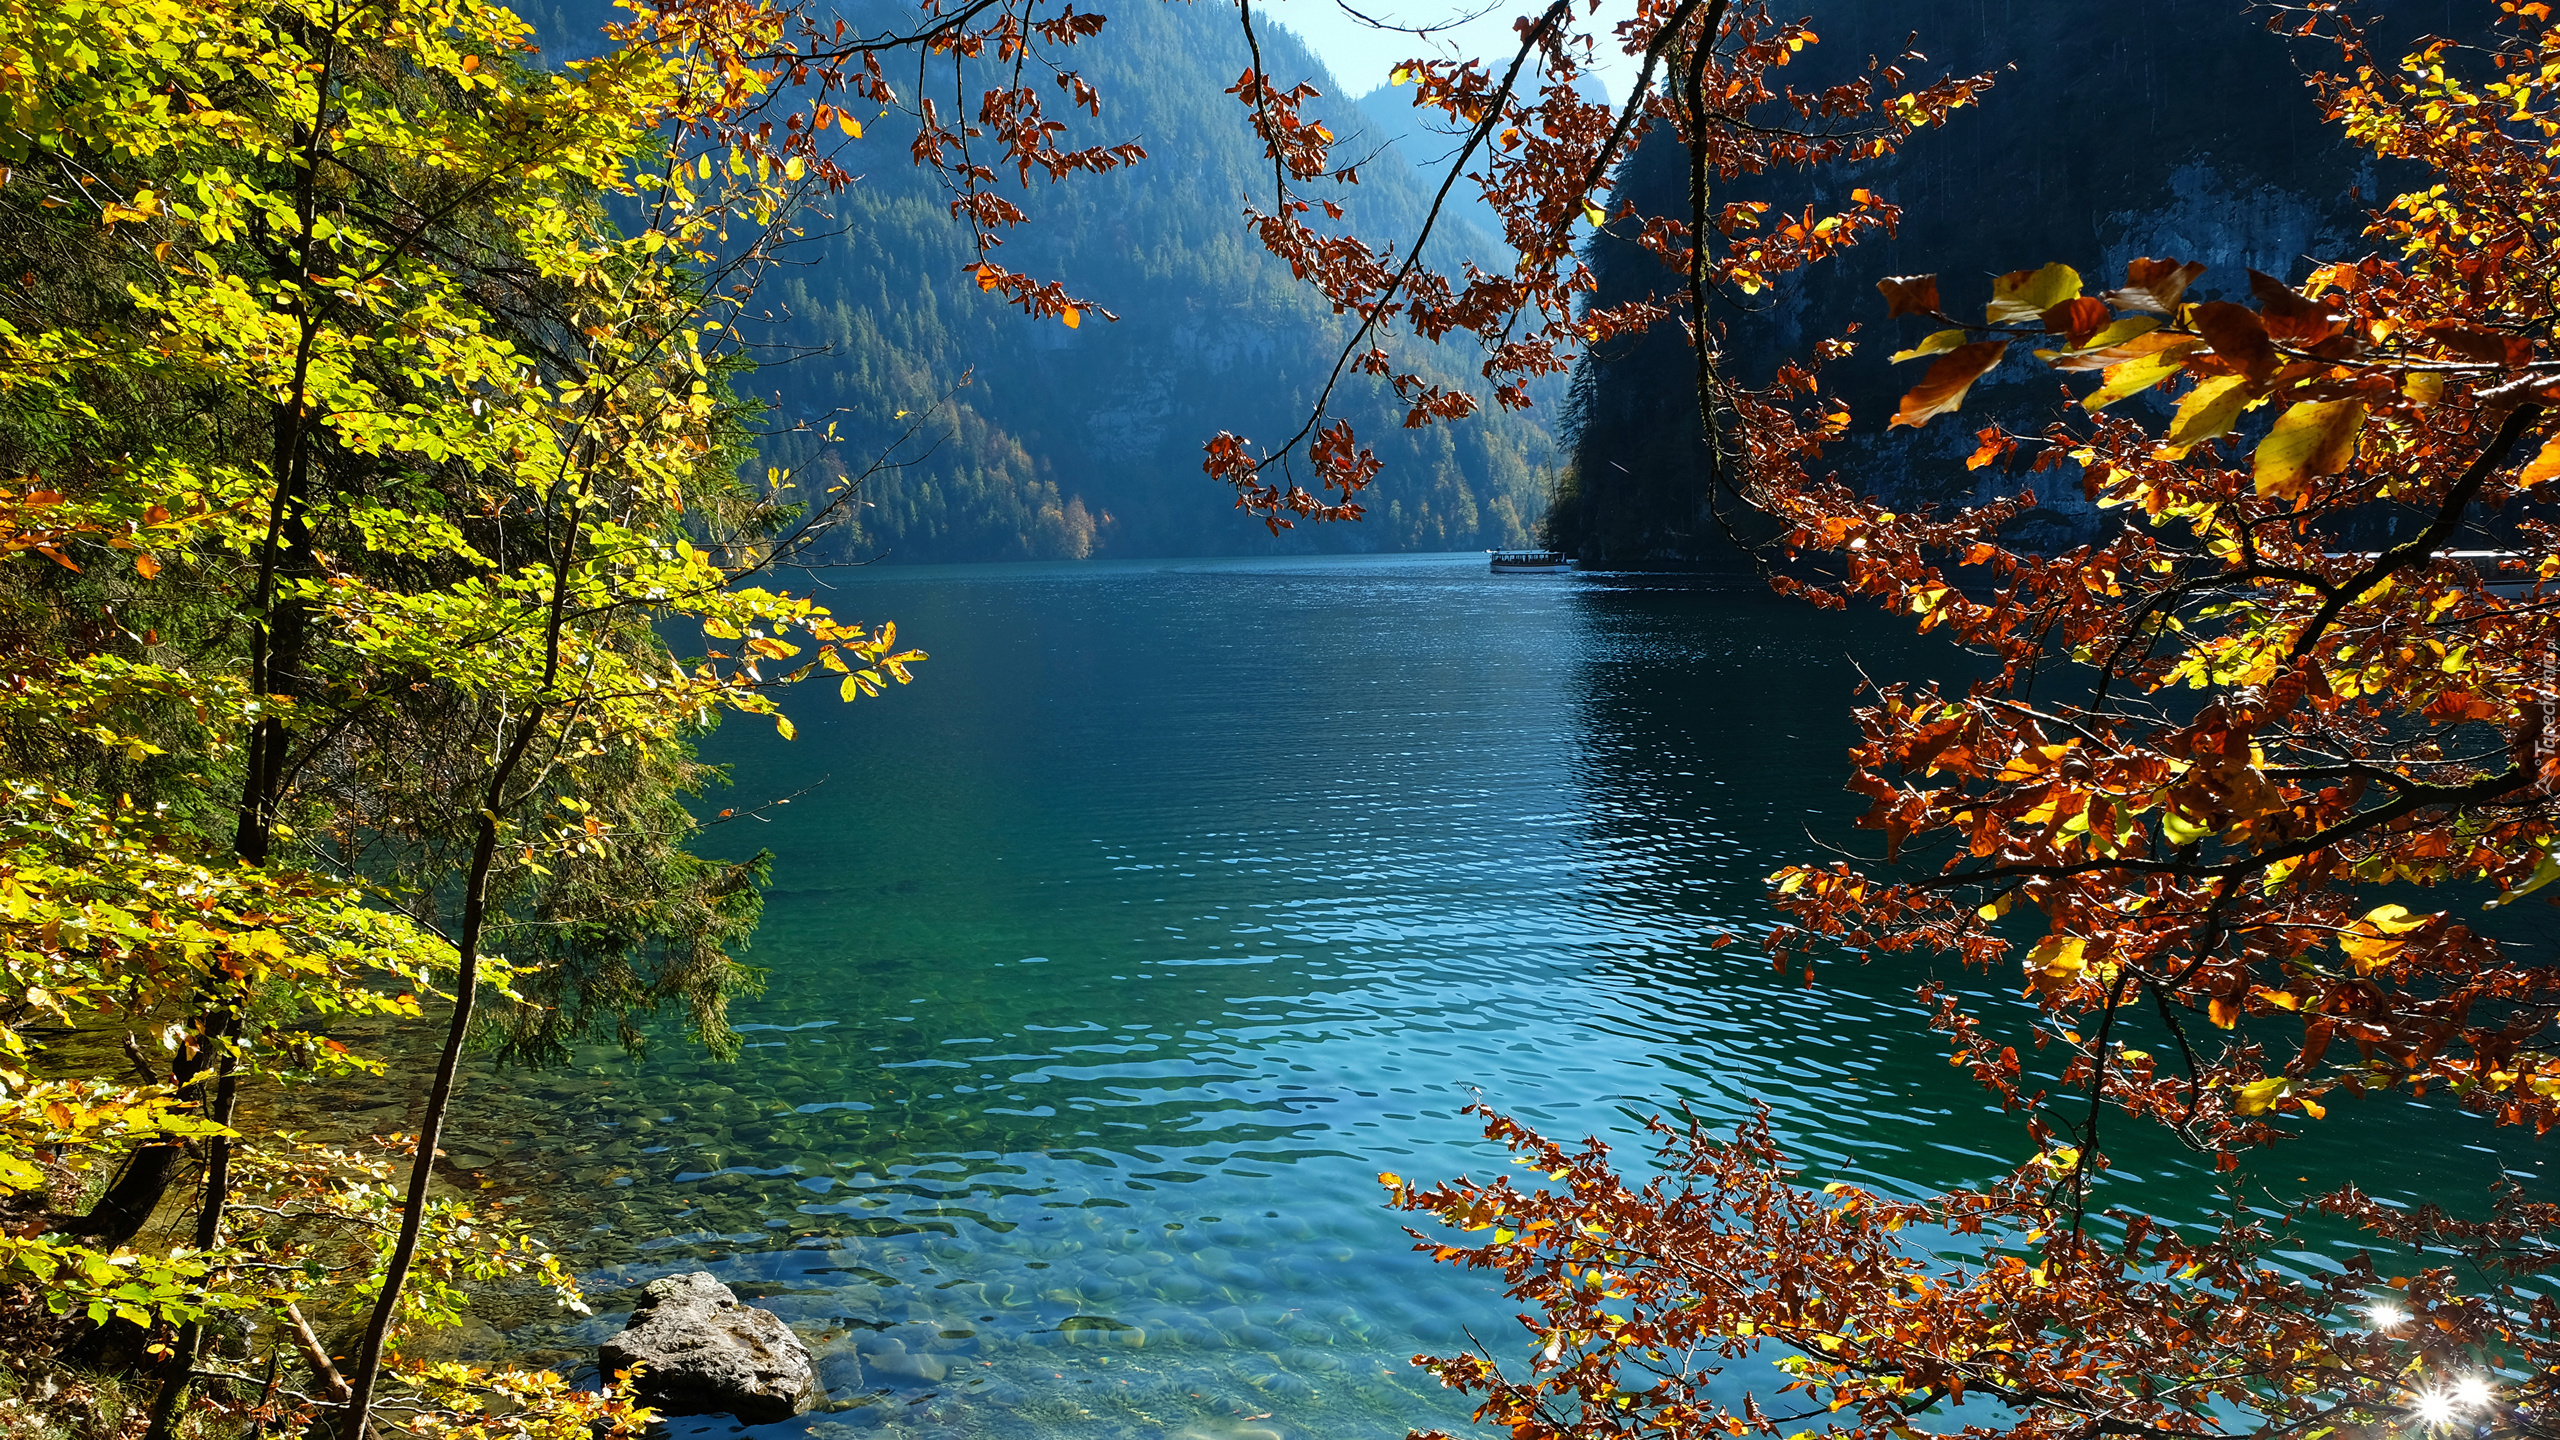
[472,551,2545,1440]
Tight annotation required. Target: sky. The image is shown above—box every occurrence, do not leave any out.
[1264,0,1628,105]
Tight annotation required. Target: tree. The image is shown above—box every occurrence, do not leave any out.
[1363,4,2560,1440]
[0,0,930,1433]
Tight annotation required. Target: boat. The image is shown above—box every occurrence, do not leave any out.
[1490,549,1568,573]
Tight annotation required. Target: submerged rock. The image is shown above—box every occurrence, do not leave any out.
[598,1272,816,1423]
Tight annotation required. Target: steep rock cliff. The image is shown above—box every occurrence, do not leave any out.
[1550,0,2444,568]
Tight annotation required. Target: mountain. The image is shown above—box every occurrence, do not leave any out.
[1548,0,2412,568]
[733,1,1564,563]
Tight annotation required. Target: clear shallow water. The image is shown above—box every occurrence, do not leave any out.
[458,552,2545,1440]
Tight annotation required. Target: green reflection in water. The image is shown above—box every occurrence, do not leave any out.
[446,553,2541,1440]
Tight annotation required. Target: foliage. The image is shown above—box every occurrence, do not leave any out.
[1203,0,1988,529]
[1374,4,2560,1440]
[0,0,944,1429]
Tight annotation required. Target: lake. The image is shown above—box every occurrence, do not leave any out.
[466,552,2540,1440]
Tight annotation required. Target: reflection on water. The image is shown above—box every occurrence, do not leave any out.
[455,553,2533,1440]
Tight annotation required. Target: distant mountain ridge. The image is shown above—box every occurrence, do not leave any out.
[711,1,1566,563]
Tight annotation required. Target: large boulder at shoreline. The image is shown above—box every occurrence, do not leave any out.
[599,1272,816,1423]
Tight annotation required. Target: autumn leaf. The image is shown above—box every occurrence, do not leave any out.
[2423,320,2531,368]
[2252,398,2365,498]
[2039,296,2112,347]
[2157,374,2256,457]
[2247,269,2344,345]
[2037,316,2160,366]
[1888,341,2006,429]
[1985,263,2081,323]
[2231,1077,2288,1115]
[1877,275,1941,317]
[2189,301,2280,382]
[1890,327,1969,363]
[2082,337,2204,408]
[2339,903,2432,975]
[2036,319,2169,371]
[2023,934,2087,995]
[2103,256,2207,313]
[2523,431,2560,487]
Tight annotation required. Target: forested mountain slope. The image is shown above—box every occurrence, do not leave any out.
[1551,0,2439,568]
[733,2,1558,562]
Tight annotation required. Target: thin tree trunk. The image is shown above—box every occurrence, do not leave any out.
[323,758,523,1440]
[326,492,584,1440]
[132,32,335,1422]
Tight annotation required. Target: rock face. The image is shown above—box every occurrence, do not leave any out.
[599,1273,816,1424]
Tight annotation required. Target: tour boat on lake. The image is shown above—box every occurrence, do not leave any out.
[1490,549,1567,573]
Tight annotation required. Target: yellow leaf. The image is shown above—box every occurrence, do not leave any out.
[1890,328,1970,364]
[1985,263,2082,323]
[2157,374,2254,456]
[2232,1077,2287,1115]
[2083,339,2204,409]
[2023,935,2086,994]
[2339,903,2430,974]
[2160,808,2212,846]
[2253,399,2366,499]
[1061,308,1080,330]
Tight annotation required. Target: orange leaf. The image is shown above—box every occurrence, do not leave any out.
[2104,257,2206,313]
[2039,296,2111,347]
[1888,341,2005,429]
[2523,431,2560,488]
[133,551,159,580]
